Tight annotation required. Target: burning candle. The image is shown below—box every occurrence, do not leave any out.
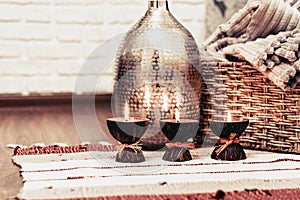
[160,107,198,142]
[124,101,130,122]
[108,101,149,124]
[160,107,199,162]
[227,111,232,122]
[161,108,197,124]
[175,108,180,122]
[107,106,150,163]
[210,111,249,161]
[210,111,249,138]
[107,101,150,156]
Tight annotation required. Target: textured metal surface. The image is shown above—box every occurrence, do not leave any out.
[113,0,202,146]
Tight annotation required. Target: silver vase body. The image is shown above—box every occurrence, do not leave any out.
[113,0,202,148]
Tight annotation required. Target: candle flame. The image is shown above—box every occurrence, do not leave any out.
[124,101,129,121]
[227,111,232,122]
[145,85,151,108]
[175,108,180,122]
[162,92,169,112]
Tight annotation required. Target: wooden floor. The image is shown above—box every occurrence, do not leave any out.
[0,95,114,198]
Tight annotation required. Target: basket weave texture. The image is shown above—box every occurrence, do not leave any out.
[199,62,300,154]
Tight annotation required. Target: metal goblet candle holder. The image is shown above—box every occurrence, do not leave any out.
[106,117,150,163]
[160,117,199,162]
[209,119,249,161]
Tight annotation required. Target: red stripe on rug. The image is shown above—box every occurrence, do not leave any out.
[66,188,300,200]
[14,145,118,155]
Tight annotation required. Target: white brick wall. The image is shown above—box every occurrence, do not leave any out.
[0,0,206,95]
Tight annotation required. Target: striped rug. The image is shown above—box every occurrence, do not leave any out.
[12,145,300,199]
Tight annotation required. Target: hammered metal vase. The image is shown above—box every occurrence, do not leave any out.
[112,0,203,150]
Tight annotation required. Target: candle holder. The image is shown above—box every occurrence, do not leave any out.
[107,117,150,163]
[160,119,199,162]
[210,119,249,161]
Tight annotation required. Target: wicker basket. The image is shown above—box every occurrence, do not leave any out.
[197,62,300,154]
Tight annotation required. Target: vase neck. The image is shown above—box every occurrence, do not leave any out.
[148,0,169,11]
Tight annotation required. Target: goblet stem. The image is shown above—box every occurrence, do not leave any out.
[116,146,145,163]
[163,147,192,162]
[162,142,194,162]
[211,134,247,161]
[211,143,247,161]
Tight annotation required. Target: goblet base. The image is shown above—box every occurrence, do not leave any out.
[116,147,145,163]
[162,147,192,162]
[211,143,247,161]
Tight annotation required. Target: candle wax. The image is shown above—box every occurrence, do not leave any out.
[107,117,150,123]
[160,119,199,123]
